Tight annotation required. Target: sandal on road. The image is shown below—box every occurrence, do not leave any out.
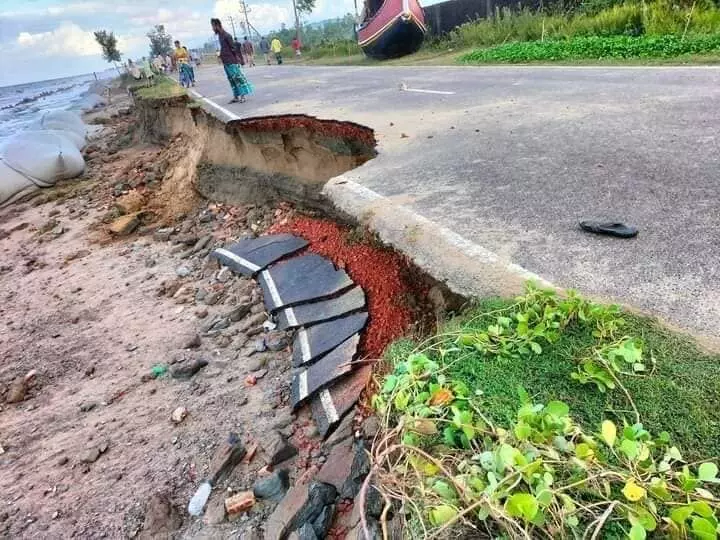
[579,221,638,239]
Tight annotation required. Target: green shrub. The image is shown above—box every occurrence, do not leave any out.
[460,34,720,62]
[567,3,644,37]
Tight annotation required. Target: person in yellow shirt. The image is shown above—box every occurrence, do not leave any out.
[270,37,283,65]
[173,40,194,87]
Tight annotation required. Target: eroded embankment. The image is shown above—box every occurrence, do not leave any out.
[134,94,377,213]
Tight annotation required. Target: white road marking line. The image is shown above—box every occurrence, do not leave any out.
[188,89,240,120]
[261,270,283,308]
[298,329,311,363]
[298,370,309,401]
[284,306,299,328]
[402,88,456,95]
[214,248,260,273]
[319,389,339,424]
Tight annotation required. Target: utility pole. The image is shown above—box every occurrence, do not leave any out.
[226,16,238,39]
[239,0,252,38]
[292,0,301,40]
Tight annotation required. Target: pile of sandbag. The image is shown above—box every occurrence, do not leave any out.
[0,110,86,208]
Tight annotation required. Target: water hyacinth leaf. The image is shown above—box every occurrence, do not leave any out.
[382,375,397,393]
[694,487,715,500]
[505,493,539,521]
[575,443,594,460]
[601,420,617,447]
[536,489,553,507]
[649,478,671,501]
[628,524,647,540]
[692,501,714,518]
[630,508,657,531]
[410,418,438,435]
[621,439,639,460]
[432,480,456,501]
[622,481,647,502]
[670,505,694,525]
[667,446,684,462]
[545,401,569,418]
[691,517,717,540]
[429,505,457,526]
[566,515,579,528]
[697,462,718,482]
[394,391,410,411]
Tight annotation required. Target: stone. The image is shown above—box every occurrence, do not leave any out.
[312,504,335,538]
[323,410,355,450]
[262,430,298,466]
[278,287,366,330]
[265,331,289,352]
[311,365,372,438]
[204,291,222,305]
[108,214,139,236]
[115,191,145,214]
[175,266,192,278]
[79,447,101,464]
[253,470,290,502]
[362,416,381,441]
[292,314,367,367]
[315,438,354,493]
[259,254,354,312]
[227,303,252,322]
[297,522,319,540]
[79,402,97,413]
[239,529,262,540]
[253,338,267,354]
[138,493,182,540]
[191,235,212,254]
[211,234,308,277]
[6,377,26,403]
[291,335,360,408]
[195,308,209,319]
[272,412,294,429]
[181,334,201,349]
[239,312,266,332]
[225,492,255,520]
[171,407,188,424]
[252,369,268,380]
[264,482,337,540]
[341,441,370,499]
[208,432,245,485]
[153,228,174,242]
[202,317,230,333]
[171,359,208,380]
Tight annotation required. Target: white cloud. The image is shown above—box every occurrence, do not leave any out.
[213,0,292,34]
[16,22,99,57]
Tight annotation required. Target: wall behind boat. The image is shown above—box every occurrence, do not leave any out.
[423,0,542,36]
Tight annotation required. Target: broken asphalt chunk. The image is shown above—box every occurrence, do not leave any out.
[311,365,372,438]
[278,287,366,330]
[259,254,354,313]
[292,313,367,367]
[211,234,308,277]
[291,335,359,409]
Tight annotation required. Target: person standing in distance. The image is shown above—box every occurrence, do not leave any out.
[259,36,271,65]
[270,36,283,65]
[211,18,253,104]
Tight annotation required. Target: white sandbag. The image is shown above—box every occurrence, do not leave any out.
[34,110,87,140]
[0,131,85,208]
[0,160,38,209]
[22,129,85,150]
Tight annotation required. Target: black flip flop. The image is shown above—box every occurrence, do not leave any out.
[579,221,638,239]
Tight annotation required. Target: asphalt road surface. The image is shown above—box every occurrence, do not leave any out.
[191,63,720,342]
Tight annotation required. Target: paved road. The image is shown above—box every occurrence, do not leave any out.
[191,63,720,342]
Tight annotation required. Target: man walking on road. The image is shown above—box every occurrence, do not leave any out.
[270,37,283,65]
[242,37,255,67]
[211,18,253,104]
[259,36,271,65]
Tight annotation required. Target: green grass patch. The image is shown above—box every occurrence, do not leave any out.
[460,34,720,63]
[132,75,186,100]
[386,289,720,460]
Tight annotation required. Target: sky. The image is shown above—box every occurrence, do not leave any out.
[1,0,449,86]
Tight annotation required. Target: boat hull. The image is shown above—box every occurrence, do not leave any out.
[358,0,426,60]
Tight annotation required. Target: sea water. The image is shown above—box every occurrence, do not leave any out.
[0,71,115,144]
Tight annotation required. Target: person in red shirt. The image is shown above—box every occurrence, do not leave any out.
[291,36,302,57]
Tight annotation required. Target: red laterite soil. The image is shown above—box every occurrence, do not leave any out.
[270,216,427,358]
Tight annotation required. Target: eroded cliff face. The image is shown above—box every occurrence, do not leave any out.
[135,94,377,213]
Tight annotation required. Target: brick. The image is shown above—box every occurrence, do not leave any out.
[225,491,255,520]
[208,432,245,485]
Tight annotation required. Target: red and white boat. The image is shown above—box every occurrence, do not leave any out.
[357,0,427,60]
